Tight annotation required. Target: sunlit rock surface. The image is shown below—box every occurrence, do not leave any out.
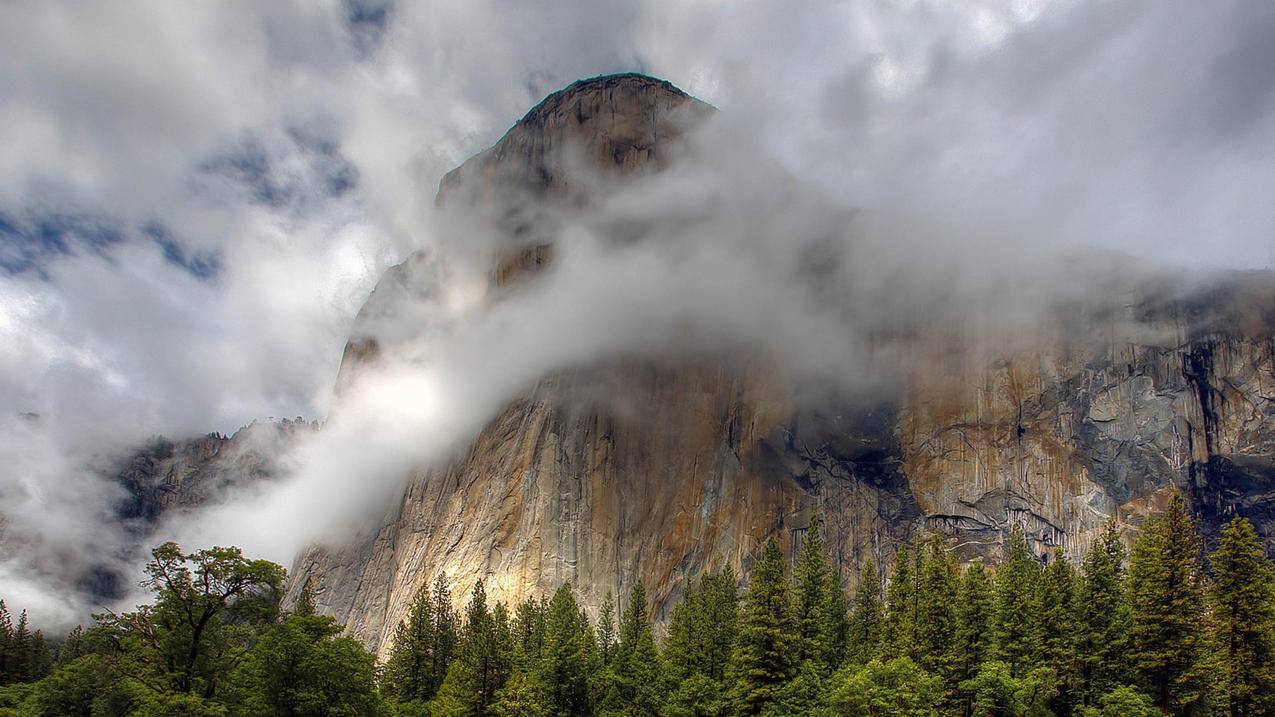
[288,74,1275,653]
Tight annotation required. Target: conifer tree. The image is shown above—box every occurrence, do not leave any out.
[790,510,841,668]
[728,538,798,715]
[597,592,618,666]
[294,579,318,617]
[1038,551,1079,716]
[665,577,705,685]
[846,557,883,666]
[701,569,740,682]
[914,533,959,693]
[0,600,12,685]
[433,580,514,717]
[382,573,459,703]
[883,543,917,658]
[1074,518,1131,707]
[666,570,740,690]
[1128,493,1207,714]
[1209,514,1275,717]
[792,514,844,671]
[954,564,995,700]
[512,596,548,664]
[537,583,593,717]
[602,580,665,716]
[992,523,1042,676]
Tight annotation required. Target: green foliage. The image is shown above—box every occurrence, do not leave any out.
[0,603,51,686]
[381,575,458,704]
[432,580,514,717]
[790,515,845,672]
[1077,685,1159,717]
[1210,515,1275,717]
[826,657,942,716]
[490,668,546,717]
[227,612,381,716]
[664,673,725,717]
[536,584,593,717]
[953,563,995,688]
[728,538,798,715]
[1074,518,1131,708]
[599,581,665,717]
[6,496,1271,717]
[914,533,959,703]
[1037,552,1078,715]
[993,524,1043,676]
[960,660,1056,717]
[883,544,917,658]
[1128,494,1208,714]
[845,558,883,666]
[106,542,286,699]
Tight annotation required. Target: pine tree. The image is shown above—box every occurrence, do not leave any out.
[792,515,843,671]
[294,579,318,617]
[991,523,1042,676]
[1128,493,1208,714]
[846,557,883,666]
[382,573,459,703]
[12,610,31,683]
[433,580,514,717]
[597,592,618,666]
[1038,551,1079,715]
[883,543,917,658]
[953,564,995,698]
[0,600,13,685]
[913,533,959,692]
[701,569,740,683]
[1209,515,1275,717]
[537,584,593,717]
[512,596,548,664]
[602,580,665,716]
[728,538,798,715]
[1074,518,1131,708]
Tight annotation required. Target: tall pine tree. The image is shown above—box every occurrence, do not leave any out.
[1209,514,1275,717]
[953,563,995,700]
[846,557,883,666]
[914,533,959,685]
[601,581,665,716]
[728,538,798,715]
[883,543,917,659]
[1128,493,1207,715]
[792,515,846,671]
[1074,518,1131,708]
[433,579,514,717]
[991,523,1042,677]
[1038,551,1079,716]
[537,584,593,717]
[382,573,459,703]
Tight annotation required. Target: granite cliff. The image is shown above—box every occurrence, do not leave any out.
[284,74,1275,654]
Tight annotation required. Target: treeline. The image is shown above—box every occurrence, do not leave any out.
[1,494,1272,716]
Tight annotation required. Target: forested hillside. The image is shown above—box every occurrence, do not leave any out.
[2,495,1271,716]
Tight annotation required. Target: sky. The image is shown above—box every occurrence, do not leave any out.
[1,0,1273,625]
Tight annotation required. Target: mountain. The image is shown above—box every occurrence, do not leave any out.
[281,73,1275,654]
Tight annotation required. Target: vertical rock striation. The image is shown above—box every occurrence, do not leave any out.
[288,74,1275,653]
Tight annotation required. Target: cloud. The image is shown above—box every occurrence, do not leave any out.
[1,0,1273,627]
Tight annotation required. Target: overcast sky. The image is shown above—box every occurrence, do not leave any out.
[1,0,1273,623]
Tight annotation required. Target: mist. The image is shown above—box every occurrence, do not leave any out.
[2,0,1273,628]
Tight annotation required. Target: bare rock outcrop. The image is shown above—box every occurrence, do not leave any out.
[289,74,1275,653]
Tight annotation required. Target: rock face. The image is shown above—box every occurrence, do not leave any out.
[289,74,1275,654]
[88,419,312,598]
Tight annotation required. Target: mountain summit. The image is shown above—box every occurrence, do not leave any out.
[288,75,1275,653]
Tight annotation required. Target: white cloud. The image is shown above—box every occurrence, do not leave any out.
[1,0,1273,627]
